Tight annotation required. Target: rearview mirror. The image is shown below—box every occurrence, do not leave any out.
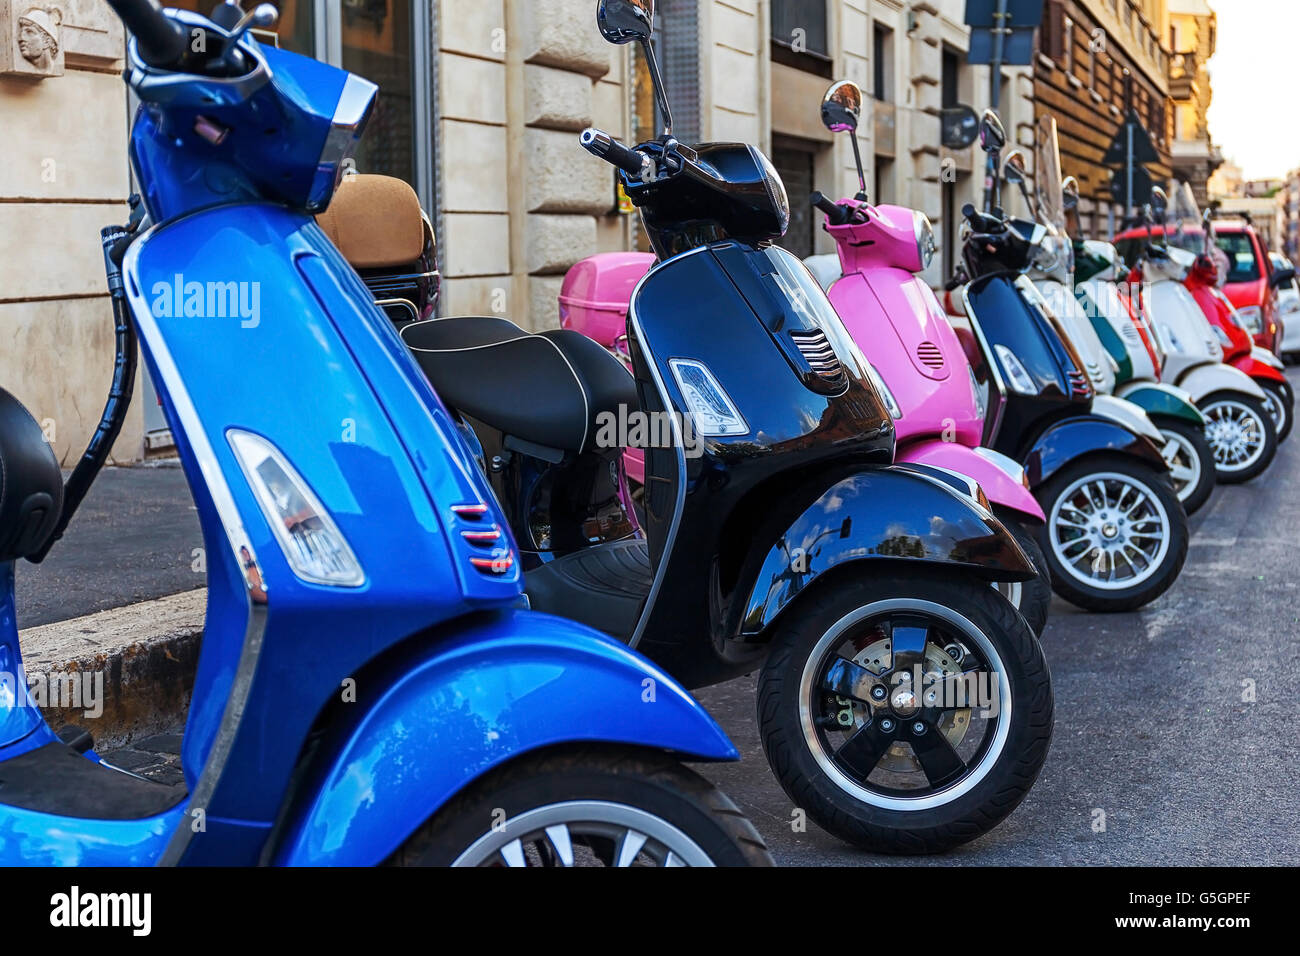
[1003,150,1028,186]
[597,0,653,44]
[1150,186,1168,220]
[979,110,1006,154]
[1062,176,1080,212]
[820,80,862,134]
[1270,267,1297,289]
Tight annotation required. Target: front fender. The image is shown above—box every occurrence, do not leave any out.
[1232,349,1288,383]
[1023,415,1169,488]
[737,467,1035,638]
[898,440,1045,522]
[1114,383,1206,426]
[1178,363,1267,402]
[271,609,735,866]
[1091,394,1165,444]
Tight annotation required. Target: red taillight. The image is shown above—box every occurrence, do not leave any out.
[470,553,515,574]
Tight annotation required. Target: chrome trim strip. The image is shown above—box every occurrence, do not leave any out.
[626,244,714,648]
[121,225,269,866]
[958,281,1008,448]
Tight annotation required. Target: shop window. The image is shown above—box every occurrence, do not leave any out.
[874,24,893,102]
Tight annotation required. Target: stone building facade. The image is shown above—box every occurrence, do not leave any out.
[1034,0,1173,239]
[1167,0,1220,207]
[0,0,1037,464]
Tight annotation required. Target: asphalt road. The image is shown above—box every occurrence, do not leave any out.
[23,367,1300,865]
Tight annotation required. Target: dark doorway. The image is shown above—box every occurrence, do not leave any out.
[773,137,819,259]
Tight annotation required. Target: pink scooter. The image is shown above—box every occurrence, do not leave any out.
[558,86,1051,635]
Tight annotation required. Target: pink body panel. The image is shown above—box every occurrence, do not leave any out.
[897,439,1045,522]
[558,252,655,485]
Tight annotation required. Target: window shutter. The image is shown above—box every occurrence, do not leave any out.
[1041,0,1066,61]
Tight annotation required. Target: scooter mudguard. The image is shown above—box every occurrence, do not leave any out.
[1177,363,1268,403]
[1113,383,1207,427]
[897,440,1045,523]
[1091,394,1166,446]
[736,467,1036,637]
[271,608,735,866]
[1233,349,1288,384]
[1023,415,1170,488]
[0,801,188,867]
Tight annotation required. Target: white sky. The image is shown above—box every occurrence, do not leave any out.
[1206,0,1300,180]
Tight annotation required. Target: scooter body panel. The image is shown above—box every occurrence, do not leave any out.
[1114,383,1207,426]
[1023,416,1170,488]
[0,564,44,754]
[1176,362,1268,403]
[1091,394,1166,446]
[1146,280,1223,382]
[1034,278,1116,395]
[271,608,736,866]
[896,439,1044,522]
[1236,347,1288,383]
[736,466,1036,636]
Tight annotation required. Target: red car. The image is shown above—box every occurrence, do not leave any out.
[1212,220,1287,355]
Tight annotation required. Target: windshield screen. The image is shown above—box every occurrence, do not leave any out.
[1214,233,1262,282]
[1034,116,1065,233]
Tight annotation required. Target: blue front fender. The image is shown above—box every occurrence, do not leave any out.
[1023,415,1169,488]
[271,609,735,866]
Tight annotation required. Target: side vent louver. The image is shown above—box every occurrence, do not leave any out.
[789,328,846,387]
[1067,369,1093,398]
[916,342,945,370]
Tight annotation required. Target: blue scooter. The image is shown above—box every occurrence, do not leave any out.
[0,0,772,867]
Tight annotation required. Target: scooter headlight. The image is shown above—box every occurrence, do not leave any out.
[913,211,938,272]
[1236,306,1263,334]
[668,359,749,436]
[968,365,987,422]
[228,430,365,587]
[993,344,1037,395]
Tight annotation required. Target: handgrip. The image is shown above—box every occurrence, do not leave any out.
[580,128,646,177]
[963,203,1002,234]
[810,191,851,226]
[104,0,188,67]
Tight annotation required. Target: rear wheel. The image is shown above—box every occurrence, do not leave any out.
[390,748,774,867]
[1035,456,1189,613]
[1151,416,1215,516]
[757,570,1052,854]
[992,512,1052,639]
[1259,379,1293,443]
[1199,391,1278,483]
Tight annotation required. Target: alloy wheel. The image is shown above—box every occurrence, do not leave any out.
[1202,399,1268,472]
[1159,429,1202,503]
[1047,471,1171,591]
[798,600,1011,811]
[1260,387,1289,437]
[451,801,715,867]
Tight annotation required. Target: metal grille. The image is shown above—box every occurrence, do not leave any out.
[916,342,945,369]
[659,0,700,143]
[790,328,845,382]
[1068,369,1093,398]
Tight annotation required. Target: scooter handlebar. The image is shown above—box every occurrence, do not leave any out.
[580,128,647,177]
[104,0,188,67]
[962,203,1004,235]
[810,191,852,226]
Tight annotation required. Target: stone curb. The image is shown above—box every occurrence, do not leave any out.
[18,589,206,750]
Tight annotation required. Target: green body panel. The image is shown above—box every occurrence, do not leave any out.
[1075,286,1134,382]
[1116,383,1208,426]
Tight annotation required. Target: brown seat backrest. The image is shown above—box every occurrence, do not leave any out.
[315,174,426,270]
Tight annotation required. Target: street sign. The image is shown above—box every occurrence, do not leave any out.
[1110,166,1154,208]
[964,0,1042,27]
[1102,110,1160,166]
[941,106,981,149]
[968,28,1038,65]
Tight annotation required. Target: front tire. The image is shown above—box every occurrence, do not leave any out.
[757,570,1052,855]
[1199,391,1278,483]
[1035,455,1188,613]
[1152,415,1216,516]
[390,747,774,866]
[992,512,1053,639]
[1259,379,1294,443]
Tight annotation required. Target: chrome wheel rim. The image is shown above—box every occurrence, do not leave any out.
[451,801,714,867]
[1048,471,1171,591]
[1159,429,1202,502]
[992,580,1024,611]
[1261,388,1288,435]
[798,599,1011,812]
[1203,399,1268,472]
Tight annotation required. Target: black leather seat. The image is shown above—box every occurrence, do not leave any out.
[401,316,638,455]
[0,388,63,564]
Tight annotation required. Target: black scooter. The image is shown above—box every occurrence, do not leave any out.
[340,1,1053,855]
[946,111,1189,613]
